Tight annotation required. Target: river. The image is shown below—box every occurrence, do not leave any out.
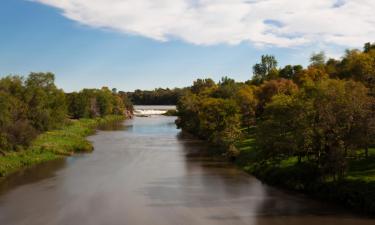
[0,114,373,225]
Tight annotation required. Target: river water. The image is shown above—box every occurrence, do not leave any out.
[0,115,373,225]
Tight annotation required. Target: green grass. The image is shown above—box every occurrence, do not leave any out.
[235,135,257,172]
[237,133,375,183]
[0,115,125,177]
[347,148,375,182]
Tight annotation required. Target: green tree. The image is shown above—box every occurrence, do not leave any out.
[198,98,241,152]
[176,92,201,133]
[191,78,216,94]
[364,42,375,53]
[256,79,299,114]
[24,73,67,131]
[236,85,258,130]
[279,65,303,80]
[213,76,238,99]
[310,51,326,67]
[252,55,278,84]
[339,49,375,95]
[256,94,301,162]
[97,87,114,116]
[294,67,329,86]
[257,78,373,179]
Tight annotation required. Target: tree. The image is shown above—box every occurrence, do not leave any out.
[310,51,326,67]
[252,55,278,84]
[191,78,216,94]
[0,76,33,150]
[325,58,341,78]
[97,87,114,116]
[236,85,258,130]
[127,88,184,105]
[256,79,299,114]
[294,67,329,86]
[176,92,201,134]
[339,49,375,96]
[112,94,126,115]
[213,76,238,99]
[256,78,373,179]
[279,65,303,80]
[0,73,129,153]
[364,42,375,53]
[256,94,301,162]
[118,91,134,112]
[198,98,241,149]
[67,87,130,119]
[24,72,67,131]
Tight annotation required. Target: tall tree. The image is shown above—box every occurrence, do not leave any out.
[252,55,278,84]
[310,51,326,67]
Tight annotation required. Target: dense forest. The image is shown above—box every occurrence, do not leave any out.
[0,73,132,155]
[176,42,375,213]
[127,88,185,105]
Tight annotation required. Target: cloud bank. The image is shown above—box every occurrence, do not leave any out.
[34,0,375,47]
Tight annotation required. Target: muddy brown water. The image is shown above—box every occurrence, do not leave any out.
[0,116,373,225]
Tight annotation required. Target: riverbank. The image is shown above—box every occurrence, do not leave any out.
[235,135,375,216]
[0,115,125,178]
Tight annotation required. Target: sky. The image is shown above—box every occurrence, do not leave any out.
[0,0,374,92]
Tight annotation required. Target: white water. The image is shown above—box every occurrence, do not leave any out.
[133,105,176,116]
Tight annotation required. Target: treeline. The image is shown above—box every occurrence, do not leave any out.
[67,88,133,119]
[177,42,375,180]
[127,88,185,105]
[0,73,132,154]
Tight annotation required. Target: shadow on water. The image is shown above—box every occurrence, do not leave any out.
[97,121,127,131]
[0,120,127,197]
[0,159,67,196]
[142,131,361,221]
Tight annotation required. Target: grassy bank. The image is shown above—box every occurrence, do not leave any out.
[0,115,125,177]
[235,135,375,215]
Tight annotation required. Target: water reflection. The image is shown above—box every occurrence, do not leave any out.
[0,159,67,196]
[97,121,127,131]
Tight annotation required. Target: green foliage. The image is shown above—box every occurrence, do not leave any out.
[279,65,303,80]
[177,43,375,214]
[0,73,66,152]
[177,78,242,156]
[67,87,129,119]
[256,79,374,179]
[176,92,201,133]
[198,98,241,147]
[0,72,132,156]
[255,78,299,114]
[364,42,375,53]
[310,51,326,67]
[127,88,185,105]
[252,55,278,84]
[24,73,67,131]
[212,76,239,98]
[235,85,258,129]
[191,78,216,94]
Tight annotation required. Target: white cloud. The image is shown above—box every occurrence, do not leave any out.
[34,0,375,47]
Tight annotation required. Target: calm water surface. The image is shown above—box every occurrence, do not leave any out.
[0,116,373,225]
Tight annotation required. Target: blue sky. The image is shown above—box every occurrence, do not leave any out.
[1,0,373,92]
